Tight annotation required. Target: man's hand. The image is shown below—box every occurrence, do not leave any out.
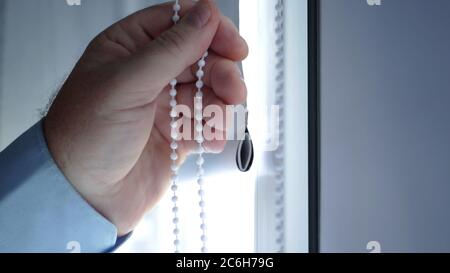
[44,0,248,236]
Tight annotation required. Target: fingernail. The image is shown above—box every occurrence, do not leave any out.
[184,0,212,29]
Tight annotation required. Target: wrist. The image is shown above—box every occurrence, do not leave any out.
[42,115,127,234]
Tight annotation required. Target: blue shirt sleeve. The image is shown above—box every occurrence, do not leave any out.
[0,120,121,253]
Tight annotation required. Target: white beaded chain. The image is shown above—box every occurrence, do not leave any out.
[170,0,182,254]
[195,51,208,253]
[169,0,209,253]
[274,0,286,253]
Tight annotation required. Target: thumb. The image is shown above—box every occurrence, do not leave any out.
[122,0,221,99]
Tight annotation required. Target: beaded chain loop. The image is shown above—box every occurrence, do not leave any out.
[169,0,208,253]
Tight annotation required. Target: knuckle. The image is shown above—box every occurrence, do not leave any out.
[155,28,186,57]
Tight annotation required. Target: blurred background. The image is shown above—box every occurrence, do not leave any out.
[0,0,308,253]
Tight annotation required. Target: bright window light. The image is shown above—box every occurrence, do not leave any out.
[115,0,270,253]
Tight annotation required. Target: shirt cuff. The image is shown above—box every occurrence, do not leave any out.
[0,120,119,253]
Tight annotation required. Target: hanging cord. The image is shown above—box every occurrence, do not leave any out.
[274,0,286,253]
[170,0,181,253]
[169,0,208,253]
[195,52,209,254]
